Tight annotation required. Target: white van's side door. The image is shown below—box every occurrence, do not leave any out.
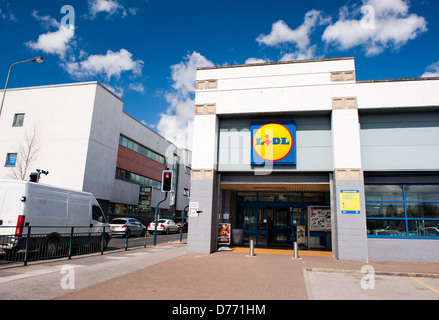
[91,205,106,230]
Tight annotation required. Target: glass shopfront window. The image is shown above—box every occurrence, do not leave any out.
[366,202,405,218]
[303,193,325,203]
[407,203,439,219]
[367,219,407,237]
[365,185,403,201]
[405,185,439,201]
[366,184,439,239]
[237,192,257,202]
[408,220,439,237]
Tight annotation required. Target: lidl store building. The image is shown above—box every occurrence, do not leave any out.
[187,57,439,263]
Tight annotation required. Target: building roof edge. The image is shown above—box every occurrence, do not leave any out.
[357,77,439,84]
[197,57,356,71]
[1,81,125,103]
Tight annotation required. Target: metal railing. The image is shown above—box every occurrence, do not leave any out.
[0,225,148,266]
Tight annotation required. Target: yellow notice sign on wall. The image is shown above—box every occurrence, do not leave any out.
[340,190,361,214]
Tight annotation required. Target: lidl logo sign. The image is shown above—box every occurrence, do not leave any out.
[251,121,296,165]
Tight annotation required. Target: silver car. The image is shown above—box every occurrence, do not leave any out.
[148,219,180,234]
[109,218,147,237]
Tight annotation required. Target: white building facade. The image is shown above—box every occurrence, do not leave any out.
[188,57,439,263]
[0,82,191,220]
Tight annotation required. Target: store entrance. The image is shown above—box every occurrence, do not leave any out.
[236,191,329,249]
[240,206,298,247]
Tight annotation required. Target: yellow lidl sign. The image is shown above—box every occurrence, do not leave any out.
[251,122,296,165]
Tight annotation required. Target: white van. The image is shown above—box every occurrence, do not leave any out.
[0,180,111,256]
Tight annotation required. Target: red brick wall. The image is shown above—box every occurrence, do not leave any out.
[117,146,166,181]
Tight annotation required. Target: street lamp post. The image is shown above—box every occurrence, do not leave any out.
[0,56,44,118]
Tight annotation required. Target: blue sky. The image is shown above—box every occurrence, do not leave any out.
[1,0,438,149]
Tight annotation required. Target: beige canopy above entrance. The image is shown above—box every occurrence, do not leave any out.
[220,183,330,193]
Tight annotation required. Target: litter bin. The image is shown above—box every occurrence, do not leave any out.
[232,229,243,245]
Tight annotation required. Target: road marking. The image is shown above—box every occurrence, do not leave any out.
[411,277,439,295]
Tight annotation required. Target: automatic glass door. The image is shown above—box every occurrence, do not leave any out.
[272,207,292,244]
[241,207,268,247]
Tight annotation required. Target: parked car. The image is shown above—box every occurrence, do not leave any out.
[422,227,439,237]
[148,219,180,234]
[176,217,188,233]
[109,218,146,237]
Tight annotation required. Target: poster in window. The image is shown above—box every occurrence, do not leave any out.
[218,223,231,246]
[297,226,306,244]
[308,206,331,231]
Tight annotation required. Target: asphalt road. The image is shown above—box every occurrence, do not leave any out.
[0,232,187,267]
[108,231,187,249]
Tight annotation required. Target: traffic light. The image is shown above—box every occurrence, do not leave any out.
[161,170,173,192]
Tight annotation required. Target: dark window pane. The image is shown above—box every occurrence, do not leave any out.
[365,185,403,201]
[405,185,439,201]
[408,220,439,237]
[366,202,405,218]
[367,220,407,236]
[406,203,439,219]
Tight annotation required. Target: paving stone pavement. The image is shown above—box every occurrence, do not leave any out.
[2,242,438,302]
[56,248,439,301]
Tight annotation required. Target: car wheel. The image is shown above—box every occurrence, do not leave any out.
[165,228,170,235]
[45,237,60,257]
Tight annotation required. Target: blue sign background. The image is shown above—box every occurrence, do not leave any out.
[6,154,17,167]
[251,121,296,166]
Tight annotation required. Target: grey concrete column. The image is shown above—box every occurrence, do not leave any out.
[330,99,368,262]
[332,169,368,262]
[187,170,219,254]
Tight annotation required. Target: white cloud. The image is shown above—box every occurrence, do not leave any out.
[256,10,329,61]
[30,10,58,28]
[0,1,17,22]
[169,52,213,97]
[87,0,136,19]
[322,0,427,56]
[64,49,144,81]
[245,57,269,64]
[279,48,318,62]
[26,27,75,58]
[422,61,439,77]
[128,82,145,93]
[26,11,75,58]
[103,83,124,97]
[26,7,143,98]
[367,0,408,15]
[156,52,214,150]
